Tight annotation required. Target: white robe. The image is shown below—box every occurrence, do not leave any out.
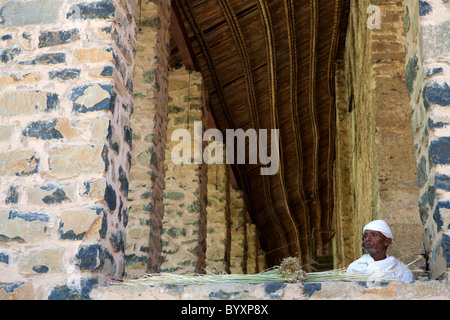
[346,254,414,282]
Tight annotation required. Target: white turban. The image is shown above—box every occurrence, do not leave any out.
[363,220,393,240]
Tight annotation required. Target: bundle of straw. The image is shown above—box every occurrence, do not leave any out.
[126,257,420,286]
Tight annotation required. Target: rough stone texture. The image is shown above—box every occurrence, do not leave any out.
[334,0,423,268]
[404,0,450,278]
[206,162,228,273]
[125,0,171,277]
[0,0,138,293]
[229,187,245,274]
[89,280,449,300]
[160,66,204,274]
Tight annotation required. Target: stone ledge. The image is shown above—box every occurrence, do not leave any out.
[90,280,450,300]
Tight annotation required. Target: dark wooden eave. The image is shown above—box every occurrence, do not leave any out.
[170,0,350,269]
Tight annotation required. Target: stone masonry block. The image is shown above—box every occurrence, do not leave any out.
[48,144,105,177]
[18,247,65,275]
[0,47,22,63]
[0,150,39,177]
[423,82,450,110]
[0,210,50,243]
[49,69,81,81]
[22,119,64,140]
[71,83,115,113]
[72,47,113,63]
[18,53,66,65]
[429,136,450,165]
[0,0,64,28]
[0,90,59,118]
[38,29,80,48]
[26,183,76,206]
[58,207,103,240]
[67,0,115,21]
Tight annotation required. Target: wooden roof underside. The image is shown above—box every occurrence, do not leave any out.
[170,0,350,269]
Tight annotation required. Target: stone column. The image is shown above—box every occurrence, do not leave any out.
[160,66,206,274]
[229,187,246,274]
[404,0,450,278]
[205,162,228,273]
[125,0,171,276]
[0,0,137,298]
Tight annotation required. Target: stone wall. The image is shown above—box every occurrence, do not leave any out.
[403,0,450,278]
[0,0,138,298]
[125,0,171,276]
[160,66,205,274]
[92,280,449,300]
[334,0,423,268]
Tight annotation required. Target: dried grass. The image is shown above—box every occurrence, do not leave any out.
[124,257,395,286]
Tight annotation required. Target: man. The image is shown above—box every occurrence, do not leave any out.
[346,220,414,282]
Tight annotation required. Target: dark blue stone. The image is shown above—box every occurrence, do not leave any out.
[442,233,450,267]
[100,65,113,77]
[1,35,12,41]
[433,201,450,231]
[428,118,446,129]
[208,290,241,300]
[107,122,119,153]
[423,82,450,110]
[67,0,115,20]
[118,166,128,195]
[22,119,63,140]
[405,54,418,94]
[302,283,322,297]
[419,0,433,16]
[124,126,132,147]
[0,47,21,63]
[48,277,98,300]
[0,282,25,294]
[59,225,85,240]
[418,192,429,224]
[417,156,427,187]
[264,282,286,299]
[38,29,79,48]
[430,137,450,165]
[104,184,117,211]
[102,144,109,172]
[8,210,49,223]
[49,68,80,80]
[46,93,60,111]
[110,230,124,253]
[15,155,39,177]
[32,265,49,274]
[71,84,115,113]
[426,67,444,76]
[100,209,107,239]
[18,52,66,65]
[435,174,450,191]
[76,244,100,271]
[0,253,9,264]
[5,184,19,204]
[42,187,69,204]
[125,254,149,267]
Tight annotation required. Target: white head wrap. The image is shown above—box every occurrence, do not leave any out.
[363,220,393,240]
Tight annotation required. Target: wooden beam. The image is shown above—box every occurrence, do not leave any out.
[170,0,198,71]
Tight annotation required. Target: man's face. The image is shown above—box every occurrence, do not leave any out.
[363,230,391,260]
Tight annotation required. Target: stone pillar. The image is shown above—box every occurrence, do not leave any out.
[125,0,171,276]
[229,187,246,274]
[160,66,206,274]
[404,0,450,279]
[0,0,137,298]
[205,162,228,273]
